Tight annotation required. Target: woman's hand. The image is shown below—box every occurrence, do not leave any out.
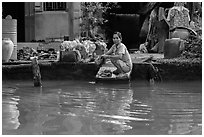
[101,54,109,59]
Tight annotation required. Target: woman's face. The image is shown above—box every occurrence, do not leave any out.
[113,34,121,45]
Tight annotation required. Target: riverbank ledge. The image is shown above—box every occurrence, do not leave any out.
[2,53,201,81]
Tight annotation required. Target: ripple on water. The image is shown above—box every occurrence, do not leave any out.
[2,80,202,135]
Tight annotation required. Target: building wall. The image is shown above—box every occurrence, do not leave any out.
[34,2,81,41]
[73,3,82,38]
[25,2,35,42]
[35,11,69,40]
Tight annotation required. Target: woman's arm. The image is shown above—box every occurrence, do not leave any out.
[103,44,124,60]
[104,45,114,55]
[108,53,123,60]
[101,45,114,59]
[103,53,122,60]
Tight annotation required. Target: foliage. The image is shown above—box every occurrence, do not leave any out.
[182,36,202,59]
[80,2,118,38]
[156,34,202,66]
[156,36,202,66]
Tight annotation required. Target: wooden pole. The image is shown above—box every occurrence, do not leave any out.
[31,57,42,87]
[68,2,74,40]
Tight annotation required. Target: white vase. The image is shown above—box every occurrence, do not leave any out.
[2,38,14,62]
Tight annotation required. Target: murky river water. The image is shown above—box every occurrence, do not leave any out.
[2,80,202,135]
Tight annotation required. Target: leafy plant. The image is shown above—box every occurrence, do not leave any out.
[80,2,118,39]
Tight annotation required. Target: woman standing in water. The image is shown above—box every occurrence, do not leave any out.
[102,31,132,76]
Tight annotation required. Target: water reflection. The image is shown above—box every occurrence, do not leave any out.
[92,86,134,133]
[58,84,137,134]
[2,80,202,135]
[148,82,202,135]
[2,87,20,131]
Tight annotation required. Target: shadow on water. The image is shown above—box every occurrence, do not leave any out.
[2,80,202,135]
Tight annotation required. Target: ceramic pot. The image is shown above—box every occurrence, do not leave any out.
[2,38,14,62]
[164,38,184,59]
[171,28,189,40]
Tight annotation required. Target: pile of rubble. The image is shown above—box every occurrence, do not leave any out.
[17,47,57,61]
[17,38,108,63]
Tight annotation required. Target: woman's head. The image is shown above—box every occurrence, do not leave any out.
[113,31,122,44]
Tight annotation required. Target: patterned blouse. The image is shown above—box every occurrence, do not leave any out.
[167,6,190,29]
[109,43,132,69]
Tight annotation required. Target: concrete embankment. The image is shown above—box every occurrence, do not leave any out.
[2,60,201,81]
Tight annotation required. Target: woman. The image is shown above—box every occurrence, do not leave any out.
[102,32,132,76]
[166,2,190,30]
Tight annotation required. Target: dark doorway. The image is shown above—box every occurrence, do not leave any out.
[107,14,140,49]
[2,2,25,42]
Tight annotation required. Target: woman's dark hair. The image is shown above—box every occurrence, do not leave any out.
[113,31,122,40]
